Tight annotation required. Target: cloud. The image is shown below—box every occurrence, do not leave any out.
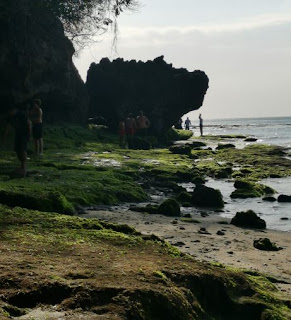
[120,13,291,37]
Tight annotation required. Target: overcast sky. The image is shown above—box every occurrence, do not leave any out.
[74,0,291,120]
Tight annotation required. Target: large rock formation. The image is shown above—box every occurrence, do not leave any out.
[86,56,209,133]
[0,2,88,123]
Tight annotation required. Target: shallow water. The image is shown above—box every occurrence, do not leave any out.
[201,177,291,232]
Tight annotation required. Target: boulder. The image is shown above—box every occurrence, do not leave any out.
[244,137,258,142]
[253,238,282,251]
[86,56,209,134]
[231,180,275,199]
[0,2,88,123]
[158,199,181,217]
[169,145,191,156]
[216,144,235,150]
[277,194,291,202]
[192,185,224,208]
[262,196,277,202]
[231,210,266,229]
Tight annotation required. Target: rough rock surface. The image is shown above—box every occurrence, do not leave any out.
[192,185,224,208]
[0,2,88,123]
[231,210,266,229]
[86,56,209,133]
[253,238,282,251]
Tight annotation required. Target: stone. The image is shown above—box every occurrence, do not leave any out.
[158,199,181,217]
[216,144,235,150]
[277,194,291,202]
[231,210,266,229]
[86,56,209,134]
[192,185,224,208]
[198,227,211,235]
[169,145,191,156]
[262,196,276,202]
[216,230,225,236]
[253,238,282,251]
[0,2,88,123]
[244,137,258,142]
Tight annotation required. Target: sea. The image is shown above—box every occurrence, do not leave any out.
[189,116,291,148]
[186,116,291,232]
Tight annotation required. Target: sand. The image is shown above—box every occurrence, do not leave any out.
[83,208,291,298]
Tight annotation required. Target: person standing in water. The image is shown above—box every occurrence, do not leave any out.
[29,99,43,156]
[184,117,191,130]
[199,113,203,136]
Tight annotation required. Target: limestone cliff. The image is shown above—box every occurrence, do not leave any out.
[86,56,209,133]
[0,2,88,123]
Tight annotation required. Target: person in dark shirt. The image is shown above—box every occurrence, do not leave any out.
[3,105,31,177]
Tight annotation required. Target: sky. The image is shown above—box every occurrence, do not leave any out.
[73,0,291,120]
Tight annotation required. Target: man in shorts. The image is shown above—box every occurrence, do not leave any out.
[29,99,43,156]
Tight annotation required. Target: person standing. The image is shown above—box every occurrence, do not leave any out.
[199,113,203,136]
[185,117,191,130]
[125,113,137,148]
[118,117,126,147]
[136,110,150,136]
[29,99,43,156]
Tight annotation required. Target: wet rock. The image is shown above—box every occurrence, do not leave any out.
[158,199,181,217]
[244,137,258,142]
[216,143,235,150]
[198,227,211,235]
[172,220,178,225]
[176,191,192,203]
[216,230,225,236]
[231,210,266,229]
[262,196,276,202]
[231,180,274,199]
[169,145,191,156]
[188,141,207,148]
[183,213,192,218]
[215,167,233,179]
[130,204,158,214]
[253,238,283,251]
[130,137,151,150]
[173,241,185,247]
[280,217,289,221]
[277,194,291,202]
[192,185,224,208]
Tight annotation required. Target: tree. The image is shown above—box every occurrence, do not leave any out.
[0,0,139,49]
[40,0,139,48]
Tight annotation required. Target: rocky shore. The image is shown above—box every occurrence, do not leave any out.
[0,126,290,319]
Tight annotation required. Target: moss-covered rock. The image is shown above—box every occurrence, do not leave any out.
[176,191,193,204]
[158,198,181,216]
[231,210,266,229]
[231,180,275,199]
[192,185,224,208]
[169,145,191,156]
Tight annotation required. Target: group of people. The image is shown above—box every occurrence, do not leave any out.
[3,99,44,177]
[118,110,150,148]
[177,114,204,136]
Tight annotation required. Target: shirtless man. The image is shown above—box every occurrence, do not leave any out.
[136,110,150,136]
[29,99,43,156]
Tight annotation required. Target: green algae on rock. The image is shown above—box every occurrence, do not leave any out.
[0,204,290,320]
[231,179,275,199]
